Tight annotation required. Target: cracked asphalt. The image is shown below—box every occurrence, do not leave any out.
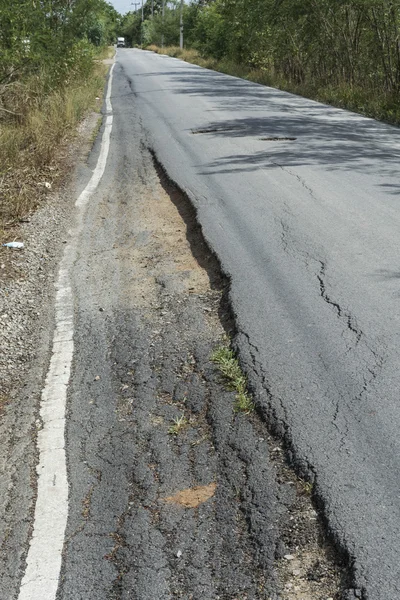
[6,47,400,600]
[56,84,341,600]
[109,49,400,599]
[59,104,284,600]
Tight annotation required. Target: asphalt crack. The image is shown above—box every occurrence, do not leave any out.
[317,261,363,347]
[59,104,344,600]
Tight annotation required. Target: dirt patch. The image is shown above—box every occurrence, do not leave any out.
[163,483,217,508]
[275,462,342,599]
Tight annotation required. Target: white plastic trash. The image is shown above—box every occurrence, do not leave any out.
[3,242,24,249]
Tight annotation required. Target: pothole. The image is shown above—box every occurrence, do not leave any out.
[77,133,348,599]
[191,126,245,135]
[260,137,297,141]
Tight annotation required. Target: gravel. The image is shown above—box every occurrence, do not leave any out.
[0,112,100,598]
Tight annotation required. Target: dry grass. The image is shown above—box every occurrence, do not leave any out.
[96,46,116,61]
[0,62,108,237]
[147,45,218,70]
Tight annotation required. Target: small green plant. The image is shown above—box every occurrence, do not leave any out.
[301,480,314,496]
[235,390,254,414]
[211,344,254,414]
[168,414,189,436]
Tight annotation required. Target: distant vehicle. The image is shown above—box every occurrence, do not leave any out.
[117,37,126,48]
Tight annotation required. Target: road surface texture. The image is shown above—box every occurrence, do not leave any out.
[108,49,400,599]
[0,57,343,600]
[2,47,398,600]
[58,85,340,599]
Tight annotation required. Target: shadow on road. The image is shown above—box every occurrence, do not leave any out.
[132,64,400,188]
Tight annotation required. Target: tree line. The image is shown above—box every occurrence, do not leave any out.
[0,0,120,117]
[121,0,400,120]
[2,0,400,119]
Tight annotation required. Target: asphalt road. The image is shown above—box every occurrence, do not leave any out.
[113,49,400,599]
[56,77,287,600]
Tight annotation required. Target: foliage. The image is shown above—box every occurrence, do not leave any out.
[202,0,400,95]
[122,1,188,48]
[0,0,119,226]
[191,2,228,59]
[0,0,120,96]
[0,61,107,226]
[145,0,400,124]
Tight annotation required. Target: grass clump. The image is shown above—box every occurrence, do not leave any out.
[300,480,314,497]
[211,344,254,414]
[168,414,189,436]
[95,46,116,61]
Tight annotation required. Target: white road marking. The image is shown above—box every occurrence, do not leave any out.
[17,63,115,600]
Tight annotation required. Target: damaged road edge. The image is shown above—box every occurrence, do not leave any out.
[149,148,353,599]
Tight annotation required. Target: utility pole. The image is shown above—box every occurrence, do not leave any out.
[130,2,142,47]
[141,0,144,48]
[179,0,183,49]
[161,0,165,48]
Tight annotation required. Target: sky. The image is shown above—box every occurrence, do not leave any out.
[109,0,189,15]
[109,0,138,14]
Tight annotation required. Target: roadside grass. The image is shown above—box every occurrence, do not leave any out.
[95,45,116,61]
[146,45,218,70]
[211,344,255,414]
[146,45,400,126]
[168,414,189,436]
[0,52,111,237]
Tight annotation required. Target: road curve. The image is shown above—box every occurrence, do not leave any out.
[115,48,400,599]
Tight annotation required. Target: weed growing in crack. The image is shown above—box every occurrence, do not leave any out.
[301,480,314,496]
[211,344,255,414]
[235,390,255,414]
[190,433,210,447]
[82,485,94,519]
[168,414,189,436]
